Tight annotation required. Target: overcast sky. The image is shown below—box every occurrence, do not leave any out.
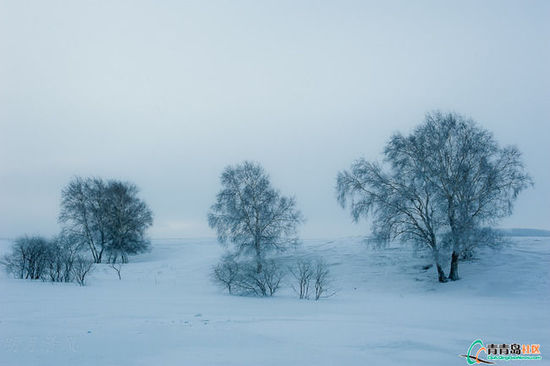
[1,0,548,239]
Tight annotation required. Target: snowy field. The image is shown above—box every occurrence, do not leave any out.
[1,237,548,366]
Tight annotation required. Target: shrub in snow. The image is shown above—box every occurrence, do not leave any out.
[212,253,241,294]
[212,257,285,297]
[2,234,95,285]
[3,236,51,280]
[72,255,94,286]
[43,234,82,283]
[289,258,313,299]
[234,259,285,297]
[289,257,334,300]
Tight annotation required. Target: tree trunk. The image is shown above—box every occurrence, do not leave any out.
[255,242,262,273]
[448,251,460,281]
[97,247,104,263]
[436,263,447,283]
[256,259,262,274]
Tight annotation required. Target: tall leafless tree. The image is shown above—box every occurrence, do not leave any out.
[208,161,304,274]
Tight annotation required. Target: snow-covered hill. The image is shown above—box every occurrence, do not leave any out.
[1,237,548,365]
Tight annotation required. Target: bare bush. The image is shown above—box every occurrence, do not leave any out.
[289,259,313,299]
[212,254,240,294]
[4,236,50,280]
[313,259,333,300]
[289,257,334,300]
[44,234,82,283]
[72,256,94,286]
[225,259,285,297]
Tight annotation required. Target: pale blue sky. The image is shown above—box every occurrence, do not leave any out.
[1,0,549,238]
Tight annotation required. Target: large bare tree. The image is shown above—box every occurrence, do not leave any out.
[337,111,532,282]
[392,111,532,280]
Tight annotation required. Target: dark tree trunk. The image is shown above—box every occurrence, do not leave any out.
[436,264,448,283]
[255,242,262,273]
[432,246,447,283]
[448,251,460,281]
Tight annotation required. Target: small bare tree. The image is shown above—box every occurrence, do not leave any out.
[289,258,313,299]
[212,254,241,294]
[313,259,333,300]
[72,256,94,286]
[109,262,123,280]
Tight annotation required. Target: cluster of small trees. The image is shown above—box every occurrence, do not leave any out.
[3,235,94,285]
[336,111,532,282]
[3,177,153,285]
[208,162,333,299]
[289,257,332,300]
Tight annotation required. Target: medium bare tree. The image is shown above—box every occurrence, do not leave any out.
[104,181,153,264]
[60,177,153,264]
[59,177,110,263]
[208,161,304,274]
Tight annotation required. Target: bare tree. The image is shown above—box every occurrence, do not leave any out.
[289,258,313,299]
[3,236,50,280]
[72,255,94,286]
[208,161,304,274]
[212,253,241,294]
[109,262,123,280]
[44,233,82,283]
[313,258,333,300]
[59,177,110,263]
[104,181,153,264]
[337,159,448,282]
[337,111,531,282]
[60,177,153,264]
[388,111,532,280]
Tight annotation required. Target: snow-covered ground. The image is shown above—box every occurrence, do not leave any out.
[1,237,548,365]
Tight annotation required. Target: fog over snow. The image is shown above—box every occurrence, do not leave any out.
[1,0,549,238]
